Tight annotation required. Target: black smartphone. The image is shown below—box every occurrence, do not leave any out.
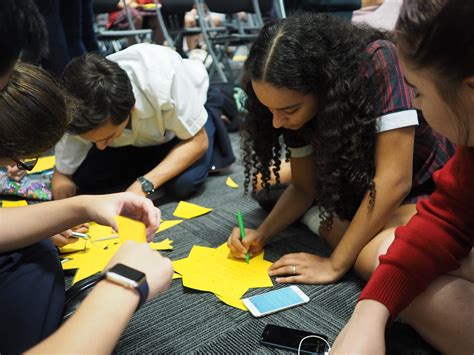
[259,324,329,354]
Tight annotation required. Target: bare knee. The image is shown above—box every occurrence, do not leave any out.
[447,249,474,282]
[354,229,395,280]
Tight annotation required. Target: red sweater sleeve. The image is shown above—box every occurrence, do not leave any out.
[359,147,474,318]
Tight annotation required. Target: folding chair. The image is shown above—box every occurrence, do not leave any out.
[196,0,273,83]
[151,0,202,57]
[274,0,287,18]
[298,0,361,20]
[93,0,153,54]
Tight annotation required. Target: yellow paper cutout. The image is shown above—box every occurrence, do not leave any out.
[60,217,177,285]
[72,243,119,284]
[27,156,55,174]
[88,222,116,239]
[59,238,87,254]
[2,200,28,208]
[156,220,183,233]
[172,273,182,280]
[173,201,212,219]
[149,238,173,250]
[173,243,273,310]
[116,215,146,243]
[226,176,239,189]
[216,293,247,311]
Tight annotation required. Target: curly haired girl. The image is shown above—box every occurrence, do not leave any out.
[227,13,455,284]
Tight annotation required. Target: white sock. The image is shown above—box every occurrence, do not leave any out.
[301,206,323,235]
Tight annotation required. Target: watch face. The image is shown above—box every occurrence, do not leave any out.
[139,177,154,194]
[109,263,145,283]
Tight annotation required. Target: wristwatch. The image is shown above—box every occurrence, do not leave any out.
[101,263,149,311]
[137,176,154,195]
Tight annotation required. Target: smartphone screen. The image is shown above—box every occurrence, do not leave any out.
[260,324,329,354]
[243,286,309,317]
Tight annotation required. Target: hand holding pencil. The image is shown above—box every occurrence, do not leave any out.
[227,212,266,261]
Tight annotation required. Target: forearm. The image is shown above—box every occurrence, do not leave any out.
[258,184,314,242]
[28,280,139,353]
[146,130,208,188]
[0,196,89,252]
[331,177,410,270]
[52,170,77,199]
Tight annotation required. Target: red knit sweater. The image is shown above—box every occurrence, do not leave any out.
[359,147,474,317]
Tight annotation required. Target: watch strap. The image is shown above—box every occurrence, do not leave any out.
[100,266,149,311]
[135,278,149,310]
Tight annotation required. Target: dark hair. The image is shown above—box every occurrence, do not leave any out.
[61,53,135,135]
[0,63,68,158]
[0,0,47,76]
[242,13,387,227]
[396,0,474,143]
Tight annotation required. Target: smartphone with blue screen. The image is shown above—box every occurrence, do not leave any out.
[243,285,310,317]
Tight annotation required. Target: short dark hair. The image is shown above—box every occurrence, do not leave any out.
[61,53,135,135]
[0,0,47,76]
[0,63,68,159]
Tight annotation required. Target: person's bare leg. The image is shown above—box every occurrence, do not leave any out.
[184,10,200,51]
[353,208,474,354]
[352,203,416,279]
[321,204,416,263]
[400,271,474,354]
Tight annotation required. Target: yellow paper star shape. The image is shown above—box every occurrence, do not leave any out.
[173,243,273,311]
[61,217,173,284]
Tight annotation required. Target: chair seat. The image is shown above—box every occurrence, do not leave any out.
[96,29,153,38]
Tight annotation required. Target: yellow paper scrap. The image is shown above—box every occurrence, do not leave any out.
[156,220,183,234]
[172,273,182,280]
[88,222,116,240]
[60,217,147,284]
[173,243,273,310]
[116,215,146,243]
[2,200,28,208]
[226,176,239,189]
[149,238,173,250]
[72,243,119,284]
[173,201,212,219]
[27,156,55,174]
[59,238,87,254]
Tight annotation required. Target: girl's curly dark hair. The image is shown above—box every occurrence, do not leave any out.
[241,13,388,229]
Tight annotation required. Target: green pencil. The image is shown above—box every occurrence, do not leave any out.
[237,209,250,264]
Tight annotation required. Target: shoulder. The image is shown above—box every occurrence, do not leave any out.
[106,44,182,77]
[366,39,401,77]
[107,43,180,62]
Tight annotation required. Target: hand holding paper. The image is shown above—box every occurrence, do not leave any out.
[80,192,161,241]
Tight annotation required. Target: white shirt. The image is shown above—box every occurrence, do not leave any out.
[55,44,209,175]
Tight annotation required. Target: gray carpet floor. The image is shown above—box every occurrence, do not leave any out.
[113,133,437,354]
